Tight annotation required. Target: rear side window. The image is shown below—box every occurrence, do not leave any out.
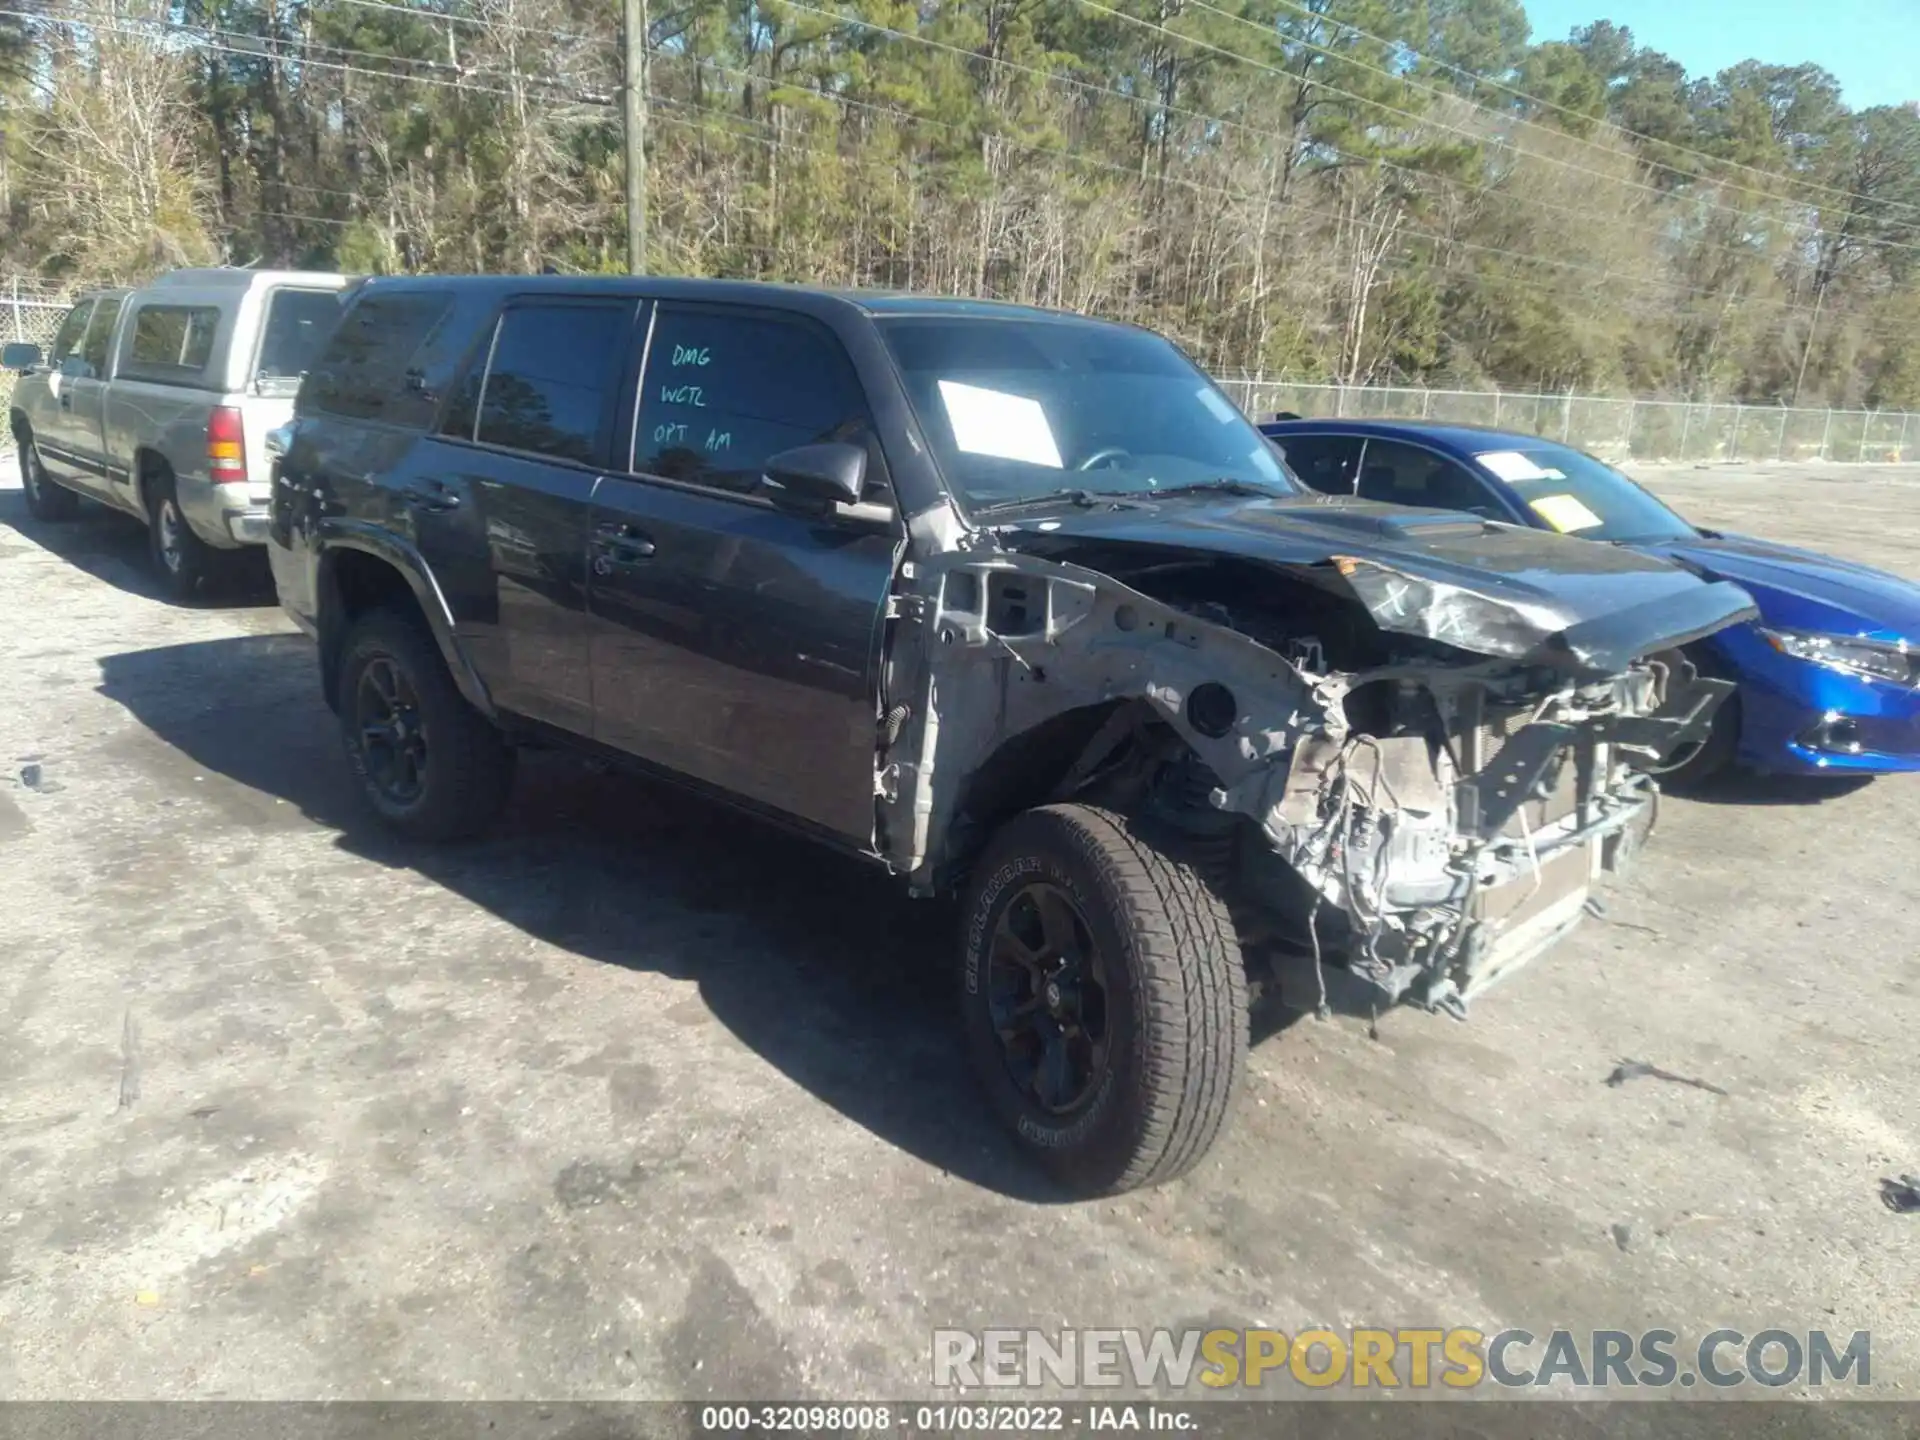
[79,295,123,376]
[304,291,455,428]
[1278,434,1363,495]
[633,306,869,495]
[460,301,630,466]
[48,301,94,364]
[255,288,345,393]
[123,304,221,382]
[1356,438,1499,513]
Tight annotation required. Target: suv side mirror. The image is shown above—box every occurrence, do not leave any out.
[2,342,42,372]
[762,441,866,514]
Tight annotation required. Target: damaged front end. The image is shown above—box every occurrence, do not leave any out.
[878,513,1754,1016]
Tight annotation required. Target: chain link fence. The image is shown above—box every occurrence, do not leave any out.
[1215,376,1920,466]
[1,281,73,455]
[9,287,1919,466]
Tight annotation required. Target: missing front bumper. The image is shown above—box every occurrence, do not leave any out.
[1252,672,1725,1018]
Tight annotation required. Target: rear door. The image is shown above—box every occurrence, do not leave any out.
[424,293,640,736]
[586,301,899,845]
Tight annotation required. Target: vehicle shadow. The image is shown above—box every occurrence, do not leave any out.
[0,489,271,604]
[95,630,1068,1203]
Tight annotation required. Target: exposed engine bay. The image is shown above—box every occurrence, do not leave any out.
[876,521,1750,1015]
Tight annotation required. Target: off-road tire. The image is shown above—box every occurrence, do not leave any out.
[145,468,218,600]
[337,606,515,841]
[14,428,81,522]
[959,804,1248,1196]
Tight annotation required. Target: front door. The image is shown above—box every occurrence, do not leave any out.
[586,302,899,846]
[29,299,95,488]
[60,293,125,498]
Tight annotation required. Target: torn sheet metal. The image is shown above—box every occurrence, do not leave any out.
[874,538,1745,1017]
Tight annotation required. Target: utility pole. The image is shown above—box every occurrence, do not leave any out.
[1791,280,1826,408]
[622,0,648,274]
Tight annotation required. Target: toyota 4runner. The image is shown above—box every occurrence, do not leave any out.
[266,276,1755,1195]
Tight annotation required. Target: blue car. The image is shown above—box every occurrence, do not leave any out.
[1260,418,1920,782]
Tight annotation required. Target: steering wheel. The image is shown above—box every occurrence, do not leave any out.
[1077,446,1132,472]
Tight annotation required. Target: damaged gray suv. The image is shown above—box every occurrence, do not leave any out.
[267,277,1756,1195]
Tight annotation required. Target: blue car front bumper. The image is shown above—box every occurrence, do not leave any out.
[1712,624,1920,774]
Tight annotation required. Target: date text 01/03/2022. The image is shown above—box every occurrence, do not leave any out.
[697,1404,1200,1433]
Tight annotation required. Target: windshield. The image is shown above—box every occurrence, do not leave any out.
[1474,442,1698,543]
[878,316,1296,513]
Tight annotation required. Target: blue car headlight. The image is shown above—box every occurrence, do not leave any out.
[1760,628,1919,688]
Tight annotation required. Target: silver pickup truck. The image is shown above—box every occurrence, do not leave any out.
[5,268,351,598]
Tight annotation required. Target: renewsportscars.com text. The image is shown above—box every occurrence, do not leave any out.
[931,1327,1872,1391]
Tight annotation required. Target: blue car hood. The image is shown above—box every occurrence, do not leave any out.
[1641,533,1920,643]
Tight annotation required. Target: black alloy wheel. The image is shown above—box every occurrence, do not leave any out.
[986,879,1112,1115]
[353,654,430,807]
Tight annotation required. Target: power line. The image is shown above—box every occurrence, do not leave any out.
[0,2,1863,326]
[151,0,1913,276]
[659,50,1840,320]
[1250,0,1920,226]
[1073,0,1920,264]
[768,0,1807,289]
[10,3,608,102]
[334,0,603,48]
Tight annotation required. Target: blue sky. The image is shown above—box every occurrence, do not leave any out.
[1522,0,1920,109]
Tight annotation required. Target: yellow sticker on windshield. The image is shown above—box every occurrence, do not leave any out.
[1529,493,1604,533]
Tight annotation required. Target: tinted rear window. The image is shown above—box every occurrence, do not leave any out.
[255,289,346,394]
[464,301,630,465]
[303,290,456,427]
[123,304,221,382]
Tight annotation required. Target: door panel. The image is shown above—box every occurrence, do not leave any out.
[29,300,94,487]
[415,295,638,735]
[63,295,125,498]
[588,477,895,842]
[408,441,600,734]
[587,302,897,845]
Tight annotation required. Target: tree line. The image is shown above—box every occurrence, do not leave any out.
[3,0,1918,407]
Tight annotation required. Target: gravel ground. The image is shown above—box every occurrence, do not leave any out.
[0,461,1916,1405]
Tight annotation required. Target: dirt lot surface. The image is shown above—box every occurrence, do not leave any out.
[1,461,1917,1404]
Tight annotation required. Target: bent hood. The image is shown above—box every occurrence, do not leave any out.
[1640,533,1920,644]
[993,493,1757,675]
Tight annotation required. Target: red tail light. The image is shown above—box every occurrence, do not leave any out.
[208,406,246,479]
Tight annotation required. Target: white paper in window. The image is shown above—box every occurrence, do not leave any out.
[938,380,1063,468]
[1195,385,1240,423]
[1478,449,1551,482]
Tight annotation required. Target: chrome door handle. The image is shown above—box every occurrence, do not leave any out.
[593,521,655,565]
